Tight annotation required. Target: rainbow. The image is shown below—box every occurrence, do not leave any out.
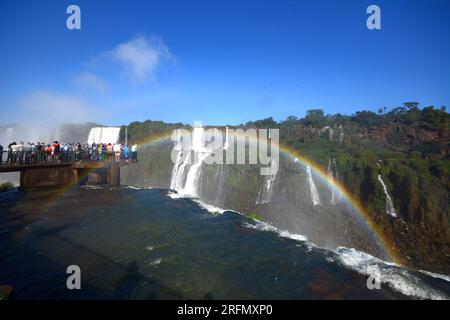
[13,128,403,265]
[11,166,104,225]
[132,129,403,265]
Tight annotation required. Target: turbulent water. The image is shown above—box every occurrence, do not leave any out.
[0,187,448,299]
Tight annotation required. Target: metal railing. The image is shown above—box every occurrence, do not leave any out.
[0,150,137,165]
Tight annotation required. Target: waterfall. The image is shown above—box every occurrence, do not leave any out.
[339,125,344,143]
[170,130,189,191]
[332,159,339,180]
[327,158,340,204]
[377,175,397,218]
[256,175,276,204]
[256,159,278,204]
[306,165,321,206]
[183,152,208,197]
[169,126,212,198]
[333,159,342,201]
[170,151,191,192]
[170,150,183,190]
[327,159,335,205]
[224,127,229,150]
[87,127,120,144]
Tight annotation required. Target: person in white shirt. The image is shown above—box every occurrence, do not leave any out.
[113,143,121,162]
[131,144,137,162]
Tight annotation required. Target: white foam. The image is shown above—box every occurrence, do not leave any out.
[82,185,104,190]
[165,186,448,300]
[167,190,229,214]
[333,247,448,300]
[243,220,448,300]
[167,191,183,199]
[126,186,142,190]
[149,258,162,266]
[242,220,308,243]
[419,270,450,282]
[192,199,227,214]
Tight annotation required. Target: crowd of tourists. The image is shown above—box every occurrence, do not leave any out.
[0,141,138,165]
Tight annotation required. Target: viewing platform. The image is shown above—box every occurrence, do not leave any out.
[0,152,133,191]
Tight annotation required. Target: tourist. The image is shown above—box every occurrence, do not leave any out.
[9,143,16,164]
[1,139,131,165]
[25,143,34,164]
[101,144,107,161]
[113,143,121,162]
[98,144,102,161]
[91,143,97,161]
[6,142,14,164]
[36,142,44,163]
[123,145,130,162]
[131,144,137,162]
[105,143,111,161]
[44,144,51,161]
[17,142,24,164]
[73,142,79,161]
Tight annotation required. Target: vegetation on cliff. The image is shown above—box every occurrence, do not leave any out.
[243,103,449,272]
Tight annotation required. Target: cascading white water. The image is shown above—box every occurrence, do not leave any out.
[170,151,183,190]
[171,152,190,191]
[256,176,275,204]
[169,126,212,197]
[306,165,321,206]
[256,167,277,204]
[224,127,229,150]
[377,175,397,217]
[183,152,208,197]
[170,130,186,190]
[184,126,215,196]
[87,127,120,144]
[338,125,344,143]
[332,159,339,180]
[333,158,342,201]
[327,158,341,204]
[327,159,335,205]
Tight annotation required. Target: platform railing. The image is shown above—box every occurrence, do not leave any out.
[0,150,135,165]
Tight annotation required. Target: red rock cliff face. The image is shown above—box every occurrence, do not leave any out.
[353,123,449,157]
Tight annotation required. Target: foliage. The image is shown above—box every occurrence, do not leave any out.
[0,182,14,192]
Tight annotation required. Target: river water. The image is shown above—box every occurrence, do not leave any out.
[0,186,448,299]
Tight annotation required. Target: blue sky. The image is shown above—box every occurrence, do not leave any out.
[0,0,449,126]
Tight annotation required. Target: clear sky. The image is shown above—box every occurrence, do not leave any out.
[0,0,449,126]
